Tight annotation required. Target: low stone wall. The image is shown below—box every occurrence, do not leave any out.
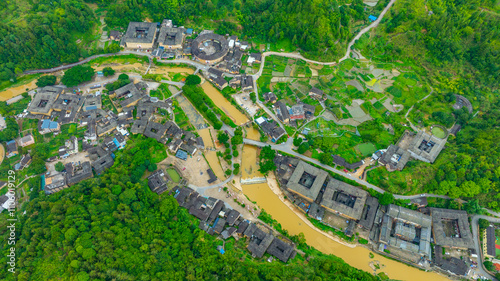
[240,177,267,185]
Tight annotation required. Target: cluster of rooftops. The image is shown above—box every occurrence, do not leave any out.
[121,19,251,65]
[377,130,447,172]
[275,155,476,273]
[15,77,208,194]
[172,186,296,262]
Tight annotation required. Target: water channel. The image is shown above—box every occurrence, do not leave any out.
[198,128,226,180]
[201,82,249,126]
[241,145,449,281]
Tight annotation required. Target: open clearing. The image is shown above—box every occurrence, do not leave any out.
[431,126,446,139]
[0,79,38,101]
[357,143,377,156]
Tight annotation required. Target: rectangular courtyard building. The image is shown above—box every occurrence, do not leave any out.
[158,19,184,49]
[359,196,379,230]
[28,86,64,116]
[485,226,496,258]
[65,161,93,186]
[430,208,474,250]
[266,237,296,263]
[286,161,328,202]
[123,22,158,49]
[378,205,433,259]
[408,131,446,163]
[320,178,368,221]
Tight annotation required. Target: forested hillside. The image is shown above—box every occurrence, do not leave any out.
[356,0,500,87]
[357,0,500,210]
[0,136,376,281]
[0,0,95,82]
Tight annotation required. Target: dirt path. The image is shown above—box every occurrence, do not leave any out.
[0,144,4,166]
[405,85,434,131]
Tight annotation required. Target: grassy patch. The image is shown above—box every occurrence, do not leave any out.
[88,54,149,66]
[357,143,377,156]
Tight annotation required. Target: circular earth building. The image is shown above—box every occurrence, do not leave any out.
[192,33,229,64]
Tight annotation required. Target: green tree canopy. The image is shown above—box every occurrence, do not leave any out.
[55,162,65,172]
[483,261,494,271]
[478,218,490,230]
[102,67,115,77]
[36,75,57,87]
[298,143,310,154]
[61,65,95,87]
[293,137,302,147]
[379,192,395,206]
[185,75,201,85]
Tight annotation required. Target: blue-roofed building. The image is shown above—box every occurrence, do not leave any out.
[186,28,193,35]
[39,119,60,134]
[97,71,104,77]
[369,15,377,22]
[49,122,58,130]
[5,140,18,158]
[217,245,225,254]
[86,105,98,111]
[113,136,126,150]
[176,150,188,160]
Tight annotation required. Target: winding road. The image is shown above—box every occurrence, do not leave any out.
[19,2,500,279]
[242,138,452,200]
[338,0,397,62]
[405,86,434,132]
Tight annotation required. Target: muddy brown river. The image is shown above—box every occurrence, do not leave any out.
[241,146,449,281]
[201,82,249,126]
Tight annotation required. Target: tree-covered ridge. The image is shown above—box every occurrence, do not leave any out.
[357,0,500,87]
[0,136,377,281]
[104,0,370,59]
[0,0,95,82]
[239,0,367,58]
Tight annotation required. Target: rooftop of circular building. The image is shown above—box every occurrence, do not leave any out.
[191,33,229,62]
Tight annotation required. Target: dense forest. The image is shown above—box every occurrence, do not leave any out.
[0,136,377,281]
[0,0,95,82]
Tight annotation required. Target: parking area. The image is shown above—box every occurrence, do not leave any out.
[46,151,89,172]
[233,92,260,117]
[159,150,214,187]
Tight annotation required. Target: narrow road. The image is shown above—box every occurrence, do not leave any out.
[242,138,450,200]
[23,50,151,74]
[338,0,398,62]
[159,80,185,88]
[404,86,434,132]
[188,173,234,196]
[471,215,500,281]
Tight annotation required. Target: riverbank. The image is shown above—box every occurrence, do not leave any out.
[240,143,450,281]
[267,172,356,248]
